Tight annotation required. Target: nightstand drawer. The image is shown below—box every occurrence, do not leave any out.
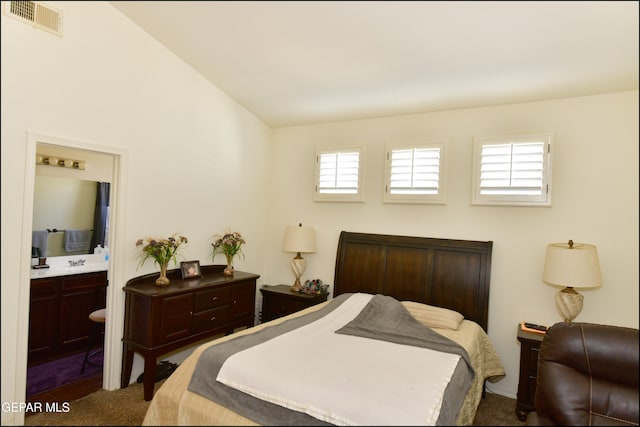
[527,345,540,375]
[267,298,308,318]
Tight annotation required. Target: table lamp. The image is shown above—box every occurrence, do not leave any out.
[542,240,602,322]
[283,223,316,292]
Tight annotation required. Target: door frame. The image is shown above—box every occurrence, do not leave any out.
[15,131,128,424]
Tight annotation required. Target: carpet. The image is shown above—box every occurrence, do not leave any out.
[27,351,103,398]
[25,382,164,426]
[24,384,525,426]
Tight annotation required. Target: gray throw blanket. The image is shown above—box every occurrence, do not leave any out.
[188,294,474,426]
[336,294,473,369]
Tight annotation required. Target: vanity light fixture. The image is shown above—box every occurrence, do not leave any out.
[36,154,86,170]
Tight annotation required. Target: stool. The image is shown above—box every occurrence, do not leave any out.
[81,308,106,374]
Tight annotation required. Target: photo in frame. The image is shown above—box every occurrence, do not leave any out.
[180,260,201,279]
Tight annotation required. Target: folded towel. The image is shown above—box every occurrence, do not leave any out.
[64,229,93,252]
[32,230,49,257]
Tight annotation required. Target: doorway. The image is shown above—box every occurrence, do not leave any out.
[16,131,128,425]
[27,147,112,400]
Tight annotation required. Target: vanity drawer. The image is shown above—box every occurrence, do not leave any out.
[30,277,59,299]
[62,271,108,290]
[194,286,231,312]
[192,306,230,333]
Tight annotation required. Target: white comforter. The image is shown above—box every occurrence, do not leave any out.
[216,293,462,426]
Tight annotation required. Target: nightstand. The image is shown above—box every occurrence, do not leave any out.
[260,284,329,323]
[516,325,545,421]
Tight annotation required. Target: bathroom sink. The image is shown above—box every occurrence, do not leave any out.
[63,265,89,271]
[62,262,106,271]
[32,256,108,278]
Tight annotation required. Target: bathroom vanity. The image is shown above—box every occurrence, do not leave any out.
[28,256,108,364]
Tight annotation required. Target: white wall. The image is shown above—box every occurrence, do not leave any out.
[264,91,639,398]
[1,2,271,424]
[1,1,638,423]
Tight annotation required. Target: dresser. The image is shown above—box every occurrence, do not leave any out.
[516,326,545,421]
[260,284,329,322]
[121,265,259,400]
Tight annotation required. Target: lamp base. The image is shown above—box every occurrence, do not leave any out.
[290,277,302,292]
[555,287,584,322]
[290,254,306,293]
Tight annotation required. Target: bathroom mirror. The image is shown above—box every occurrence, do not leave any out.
[32,176,110,257]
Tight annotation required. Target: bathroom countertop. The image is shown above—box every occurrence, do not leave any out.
[31,254,108,279]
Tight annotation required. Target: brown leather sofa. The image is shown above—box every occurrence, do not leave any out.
[526,322,639,426]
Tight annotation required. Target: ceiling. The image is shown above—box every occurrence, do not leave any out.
[110,1,638,128]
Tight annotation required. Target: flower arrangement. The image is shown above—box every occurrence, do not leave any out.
[136,234,188,285]
[211,231,245,275]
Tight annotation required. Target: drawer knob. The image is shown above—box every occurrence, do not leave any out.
[210,316,216,321]
[189,311,193,316]
[212,296,218,301]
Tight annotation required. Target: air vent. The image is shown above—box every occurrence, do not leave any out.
[3,1,62,36]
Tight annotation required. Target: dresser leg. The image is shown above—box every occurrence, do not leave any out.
[121,346,134,389]
[143,356,157,401]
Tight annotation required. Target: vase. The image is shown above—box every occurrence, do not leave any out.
[155,263,171,286]
[223,255,234,276]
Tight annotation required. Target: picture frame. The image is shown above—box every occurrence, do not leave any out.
[180,260,201,279]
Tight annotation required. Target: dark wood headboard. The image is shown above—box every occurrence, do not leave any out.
[333,231,493,332]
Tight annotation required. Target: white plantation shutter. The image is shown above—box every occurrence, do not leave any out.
[479,143,544,195]
[315,147,364,201]
[384,142,446,204]
[472,133,552,206]
[318,151,359,194]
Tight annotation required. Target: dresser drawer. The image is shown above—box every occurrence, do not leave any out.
[192,306,230,334]
[194,286,231,312]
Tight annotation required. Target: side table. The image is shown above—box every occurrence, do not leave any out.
[260,284,329,323]
[516,325,545,421]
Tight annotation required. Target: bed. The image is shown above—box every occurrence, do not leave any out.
[142,231,505,426]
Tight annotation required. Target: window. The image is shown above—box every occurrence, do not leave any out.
[384,141,446,204]
[314,147,365,202]
[472,133,552,206]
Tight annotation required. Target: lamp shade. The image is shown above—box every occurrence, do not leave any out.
[283,224,316,253]
[543,241,602,289]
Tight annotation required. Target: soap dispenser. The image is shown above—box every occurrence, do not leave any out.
[94,244,103,255]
